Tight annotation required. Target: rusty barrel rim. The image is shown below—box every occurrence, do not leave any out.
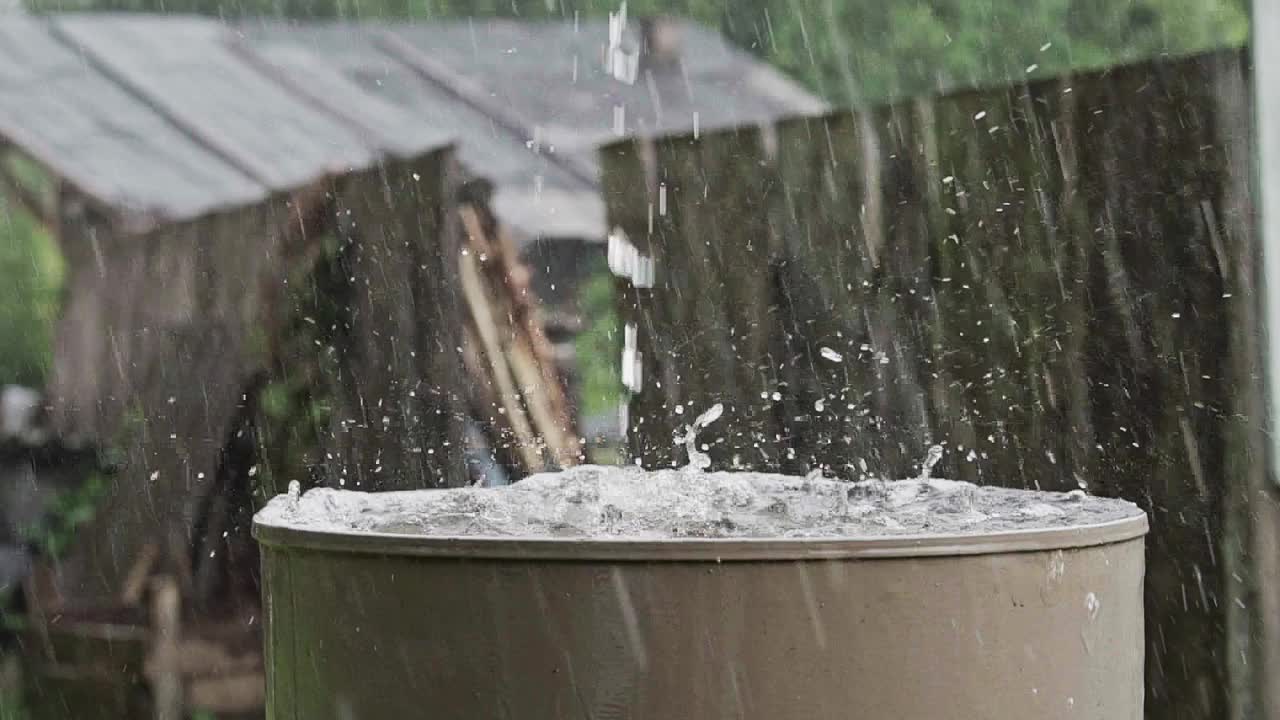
[253,512,1147,561]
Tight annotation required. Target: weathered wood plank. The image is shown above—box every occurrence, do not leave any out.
[328,149,470,490]
[457,215,546,473]
[605,129,776,470]
[772,110,932,477]
[458,199,583,475]
[604,46,1263,720]
[45,195,293,606]
[599,137,670,466]
[1068,53,1241,719]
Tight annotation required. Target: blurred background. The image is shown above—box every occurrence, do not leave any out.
[0,0,1263,718]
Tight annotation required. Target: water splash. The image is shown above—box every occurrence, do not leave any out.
[677,403,724,472]
[1085,592,1100,621]
[261,464,1144,540]
[918,444,944,481]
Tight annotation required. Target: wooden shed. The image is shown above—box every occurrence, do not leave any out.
[0,12,822,716]
[0,14,503,717]
[236,14,828,436]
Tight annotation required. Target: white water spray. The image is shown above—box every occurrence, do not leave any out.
[677,403,724,472]
[919,444,944,481]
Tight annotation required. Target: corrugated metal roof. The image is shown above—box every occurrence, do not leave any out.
[238,21,601,241]
[0,14,824,239]
[244,18,826,240]
[0,16,266,222]
[382,18,826,156]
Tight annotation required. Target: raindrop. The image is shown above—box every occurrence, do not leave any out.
[677,403,724,471]
[1047,550,1066,583]
[1085,592,1100,621]
[695,403,724,428]
[919,445,944,480]
[819,346,844,363]
[613,104,626,135]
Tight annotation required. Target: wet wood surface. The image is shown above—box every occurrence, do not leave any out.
[602,47,1271,720]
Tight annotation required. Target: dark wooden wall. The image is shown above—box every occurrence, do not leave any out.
[42,147,470,611]
[602,47,1278,720]
[325,151,470,493]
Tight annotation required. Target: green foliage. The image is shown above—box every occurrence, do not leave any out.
[252,234,348,502]
[0,616,26,637]
[0,695,25,720]
[575,264,622,419]
[22,0,1250,104]
[24,473,108,559]
[785,0,1250,102]
[0,197,63,388]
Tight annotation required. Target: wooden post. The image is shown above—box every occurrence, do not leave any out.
[456,203,583,475]
[1234,8,1280,716]
[149,576,182,720]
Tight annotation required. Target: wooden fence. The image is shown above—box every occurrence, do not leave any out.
[602,47,1279,720]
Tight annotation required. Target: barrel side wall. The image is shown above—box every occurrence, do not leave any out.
[262,539,1144,720]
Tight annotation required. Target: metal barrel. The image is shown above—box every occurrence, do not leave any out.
[255,512,1147,719]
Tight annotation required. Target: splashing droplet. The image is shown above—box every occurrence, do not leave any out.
[1085,592,1100,621]
[677,403,724,472]
[919,444,944,480]
[694,403,724,428]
